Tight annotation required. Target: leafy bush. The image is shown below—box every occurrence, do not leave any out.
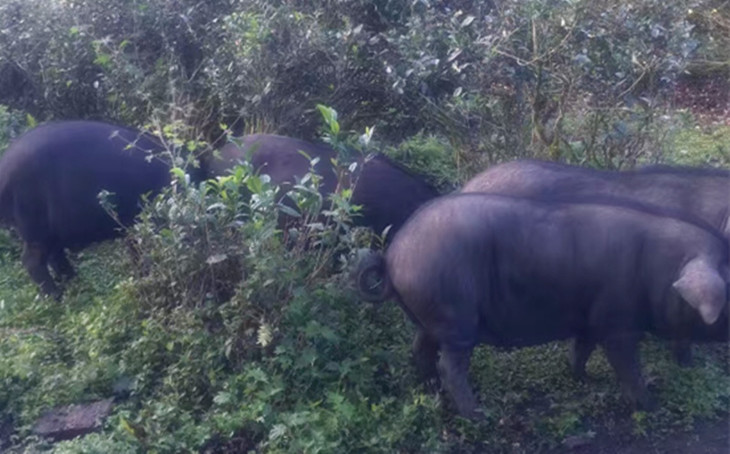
[1,0,714,158]
[380,133,459,188]
[0,0,231,126]
[0,105,28,153]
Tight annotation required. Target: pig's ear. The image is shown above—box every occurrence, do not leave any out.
[673,259,727,325]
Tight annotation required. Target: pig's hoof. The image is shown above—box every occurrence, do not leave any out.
[423,377,441,394]
[458,407,486,422]
[674,351,695,368]
[43,290,63,302]
[571,368,588,382]
[634,395,658,413]
[471,408,487,421]
[568,360,589,382]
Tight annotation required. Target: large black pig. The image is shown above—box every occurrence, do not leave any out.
[0,121,172,298]
[462,159,730,372]
[462,160,729,240]
[357,193,728,419]
[206,134,440,238]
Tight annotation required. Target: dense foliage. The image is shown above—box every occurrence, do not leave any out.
[1,0,726,168]
[0,0,728,452]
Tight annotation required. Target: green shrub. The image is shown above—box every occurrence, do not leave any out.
[1,0,713,153]
[384,133,460,188]
[0,104,28,153]
[36,142,445,452]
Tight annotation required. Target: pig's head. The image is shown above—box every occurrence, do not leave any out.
[672,258,728,325]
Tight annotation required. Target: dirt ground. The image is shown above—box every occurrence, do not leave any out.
[673,73,730,126]
[551,415,729,454]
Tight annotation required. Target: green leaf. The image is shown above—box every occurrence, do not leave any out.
[269,424,287,440]
[247,175,266,194]
[461,15,475,27]
[213,392,232,405]
[316,104,340,135]
[277,204,301,218]
[170,167,186,182]
[94,53,111,68]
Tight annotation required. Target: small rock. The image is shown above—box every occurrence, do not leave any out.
[32,398,114,442]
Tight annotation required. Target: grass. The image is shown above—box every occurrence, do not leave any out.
[661,116,730,167]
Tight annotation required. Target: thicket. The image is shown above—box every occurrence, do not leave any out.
[0,0,728,452]
[1,0,725,170]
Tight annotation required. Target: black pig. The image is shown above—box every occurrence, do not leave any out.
[0,121,172,298]
[207,134,440,239]
[462,159,730,372]
[358,193,728,418]
[462,160,729,241]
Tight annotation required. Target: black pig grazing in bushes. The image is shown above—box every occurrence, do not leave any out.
[462,159,730,372]
[357,193,729,419]
[0,121,172,299]
[207,134,440,239]
[208,134,340,195]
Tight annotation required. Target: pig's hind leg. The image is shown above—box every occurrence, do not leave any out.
[48,245,76,282]
[21,241,61,300]
[412,330,440,387]
[438,346,482,419]
[570,337,597,381]
[671,340,694,367]
[601,334,655,411]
